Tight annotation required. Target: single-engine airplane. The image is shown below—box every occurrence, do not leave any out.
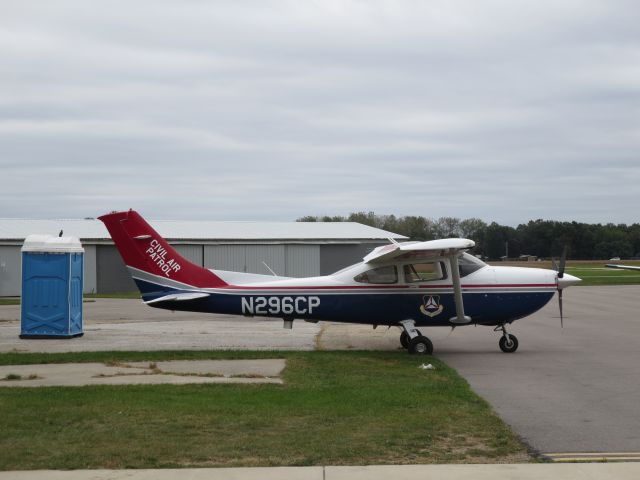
[99,210,581,354]
[606,264,640,271]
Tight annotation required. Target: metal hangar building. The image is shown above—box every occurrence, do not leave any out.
[0,218,407,296]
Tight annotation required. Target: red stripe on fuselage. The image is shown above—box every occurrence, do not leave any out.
[217,283,558,291]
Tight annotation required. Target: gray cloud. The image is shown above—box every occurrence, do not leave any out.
[0,0,638,225]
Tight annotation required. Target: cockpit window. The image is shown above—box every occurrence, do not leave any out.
[354,265,398,284]
[458,253,486,277]
[403,262,446,283]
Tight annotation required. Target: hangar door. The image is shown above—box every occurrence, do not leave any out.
[204,245,286,276]
[172,244,203,266]
[0,246,21,297]
[204,245,320,278]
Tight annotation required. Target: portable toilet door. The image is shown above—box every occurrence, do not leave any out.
[20,235,84,338]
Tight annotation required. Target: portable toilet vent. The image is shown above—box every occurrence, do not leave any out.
[20,234,84,338]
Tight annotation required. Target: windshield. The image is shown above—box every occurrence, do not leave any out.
[458,252,486,277]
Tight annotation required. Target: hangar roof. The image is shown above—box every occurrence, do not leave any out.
[0,218,407,243]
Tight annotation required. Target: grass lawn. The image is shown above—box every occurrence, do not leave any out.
[489,260,640,286]
[84,291,141,299]
[0,350,528,470]
[0,292,141,305]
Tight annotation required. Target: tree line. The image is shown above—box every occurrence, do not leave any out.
[297,212,640,260]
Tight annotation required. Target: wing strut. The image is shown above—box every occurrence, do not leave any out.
[449,253,471,324]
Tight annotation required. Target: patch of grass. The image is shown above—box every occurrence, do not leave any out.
[489,260,640,286]
[0,350,528,469]
[3,373,22,380]
[0,298,20,306]
[84,292,141,299]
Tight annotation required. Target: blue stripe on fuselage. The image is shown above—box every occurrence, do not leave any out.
[133,278,555,327]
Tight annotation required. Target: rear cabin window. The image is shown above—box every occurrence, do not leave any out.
[354,266,398,284]
[403,262,446,283]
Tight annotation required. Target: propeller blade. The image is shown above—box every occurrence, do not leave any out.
[558,289,564,328]
[558,245,567,279]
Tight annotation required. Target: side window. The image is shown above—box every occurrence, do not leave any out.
[403,262,446,283]
[354,266,398,284]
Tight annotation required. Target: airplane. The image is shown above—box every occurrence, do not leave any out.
[99,210,582,355]
[606,264,640,271]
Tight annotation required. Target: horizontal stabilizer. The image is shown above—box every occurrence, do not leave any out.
[364,238,475,264]
[145,292,210,304]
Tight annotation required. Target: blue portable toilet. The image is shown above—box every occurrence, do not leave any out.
[20,234,84,338]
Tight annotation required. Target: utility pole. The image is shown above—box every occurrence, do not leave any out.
[505,240,509,260]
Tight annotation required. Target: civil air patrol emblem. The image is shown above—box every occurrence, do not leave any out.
[420,295,443,317]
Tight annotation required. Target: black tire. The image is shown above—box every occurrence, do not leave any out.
[408,335,434,355]
[400,330,422,349]
[499,334,519,353]
[400,331,409,349]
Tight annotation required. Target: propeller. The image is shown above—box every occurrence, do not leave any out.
[555,245,567,328]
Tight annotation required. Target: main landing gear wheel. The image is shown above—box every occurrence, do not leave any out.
[400,329,422,349]
[499,334,519,353]
[409,335,433,355]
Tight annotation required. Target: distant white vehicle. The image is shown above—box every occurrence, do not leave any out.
[609,257,621,261]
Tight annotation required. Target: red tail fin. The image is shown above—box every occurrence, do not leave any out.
[98,210,227,288]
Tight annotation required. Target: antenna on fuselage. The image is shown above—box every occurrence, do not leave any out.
[262,261,277,276]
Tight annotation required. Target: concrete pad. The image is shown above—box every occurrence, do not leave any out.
[327,463,640,480]
[0,467,324,480]
[2,464,640,480]
[0,299,320,353]
[0,359,285,387]
[126,359,285,377]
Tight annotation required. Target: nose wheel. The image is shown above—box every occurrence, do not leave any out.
[398,320,432,355]
[495,324,518,353]
[400,329,422,349]
[409,335,433,355]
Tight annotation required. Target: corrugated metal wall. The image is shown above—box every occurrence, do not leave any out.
[320,243,382,275]
[0,246,21,296]
[286,245,320,277]
[204,245,288,276]
[96,245,137,294]
[246,245,285,276]
[83,244,97,294]
[173,244,203,266]
[204,245,246,271]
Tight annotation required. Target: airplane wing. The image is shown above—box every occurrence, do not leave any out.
[145,292,210,304]
[363,238,475,264]
[606,264,640,271]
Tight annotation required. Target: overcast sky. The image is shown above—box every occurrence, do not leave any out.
[1,0,638,225]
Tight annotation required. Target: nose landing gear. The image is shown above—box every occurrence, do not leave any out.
[495,323,518,353]
[399,320,433,355]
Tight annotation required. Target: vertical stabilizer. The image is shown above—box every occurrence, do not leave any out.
[98,210,227,289]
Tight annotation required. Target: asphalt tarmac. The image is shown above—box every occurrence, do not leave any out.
[1,285,639,455]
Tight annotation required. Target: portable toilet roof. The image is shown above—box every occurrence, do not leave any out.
[21,234,84,253]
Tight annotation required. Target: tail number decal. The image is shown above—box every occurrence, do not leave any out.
[241,296,320,315]
[145,239,181,277]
